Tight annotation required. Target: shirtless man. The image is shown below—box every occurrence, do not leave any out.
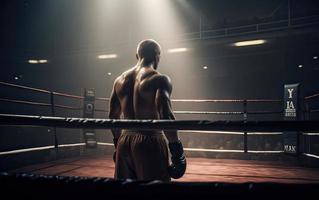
[108,39,186,181]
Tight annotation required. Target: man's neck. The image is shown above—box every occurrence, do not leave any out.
[137,59,155,69]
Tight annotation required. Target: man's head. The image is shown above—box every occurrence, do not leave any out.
[136,39,161,69]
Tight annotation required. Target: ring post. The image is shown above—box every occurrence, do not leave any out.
[83,88,97,148]
[304,101,310,155]
[50,92,58,153]
[304,101,310,120]
[243,100,248,153]
[283,83,301,156]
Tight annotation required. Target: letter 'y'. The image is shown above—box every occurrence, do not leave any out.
[288,88,294,99]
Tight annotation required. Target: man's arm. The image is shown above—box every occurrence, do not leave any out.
[108,81,122,143]
[155,75,186,179]
[155,75,178,142]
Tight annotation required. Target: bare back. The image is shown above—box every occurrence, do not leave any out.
[109,65,177,142]
[114,66,162,119]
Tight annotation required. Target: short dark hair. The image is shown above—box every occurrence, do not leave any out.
[137,39,161,63]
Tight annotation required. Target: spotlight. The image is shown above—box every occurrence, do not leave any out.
[203,66,208,70]
[167,48,188,53]
[298,64,303,68]
[313,56,318,60]
[97,54,118,59]
[14,76,19,80]
[28,60,38,64]
[107,72,112,76]
[233,40,266,47]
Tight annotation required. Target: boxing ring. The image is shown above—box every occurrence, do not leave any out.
[6,152,319,183]
[1,81,319,198]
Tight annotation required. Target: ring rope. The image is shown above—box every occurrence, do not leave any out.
[95,97,109,101]
[179,130,283,135]
[171,99,282,103]
[247,132,283,135]
[172,99,245,103]
[246,99,282,102]
[0,81,83,100]
[302,133,319,136]
[2,81,319,103]
[247,111,283,114]
[97,142,113,146]
[0,143,284,156]
[54,105,82,110]
[0,81,51,94]
[0,143,86,156]
[95,98,283,103]
[304,93,319,100]
[0,114,319,132]
[173,111,243,115]
[310,109,319,113]
[94,109,283,115]
[183,148,244,153]
[0,97,283,115]
[0,98,51,107]
[52,92,83,100]
[0,81,284,104]
[303,153,319,159]
[0,98,81,110]
[179,130,244,135]
[0,146,55,156]
[247,150,284,153]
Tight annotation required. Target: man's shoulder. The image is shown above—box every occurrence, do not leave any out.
[114,67,135,84]
[154,73,171,85]
[151,73,172,91]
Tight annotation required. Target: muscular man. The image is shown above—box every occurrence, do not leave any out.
[108,39,186,181]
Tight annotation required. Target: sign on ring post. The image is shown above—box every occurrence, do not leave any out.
[283,83,302,155]
[83,88,97,148]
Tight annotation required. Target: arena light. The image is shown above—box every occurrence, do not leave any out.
[28,59,48,64]
[167,48,188,53]
[38,59,48,63]
[97,54,118,59]
[233,40,266,47]
[28,60,39,64]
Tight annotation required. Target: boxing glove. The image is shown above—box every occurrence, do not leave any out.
[113,138,118,163]
[168,140,187,179]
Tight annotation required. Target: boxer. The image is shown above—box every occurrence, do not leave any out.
[108,39,186,181]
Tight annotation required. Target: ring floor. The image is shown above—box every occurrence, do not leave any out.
[9,155,319,183]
